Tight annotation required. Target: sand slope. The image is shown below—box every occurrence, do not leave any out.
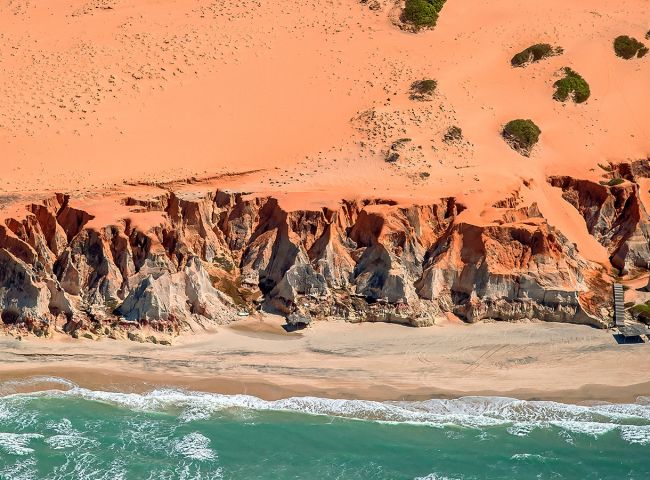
[1,0,648,201]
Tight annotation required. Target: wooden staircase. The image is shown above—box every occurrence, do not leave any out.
[613,283,626,327]
[614,283,649,340]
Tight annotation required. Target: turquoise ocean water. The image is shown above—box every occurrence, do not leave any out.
[1,378,649,479]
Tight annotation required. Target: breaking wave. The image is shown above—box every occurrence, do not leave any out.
[2,377,650,445]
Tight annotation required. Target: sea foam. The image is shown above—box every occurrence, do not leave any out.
[173,432,217,461]
[3,377,650,445]
[0,432,43,456]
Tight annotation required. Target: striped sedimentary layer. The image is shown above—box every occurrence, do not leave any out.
[9,160,650,337]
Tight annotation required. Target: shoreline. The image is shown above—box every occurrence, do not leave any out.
[1,317,649,405]
[1,367,650,405]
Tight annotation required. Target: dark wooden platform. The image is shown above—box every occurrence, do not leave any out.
[619,323,649,338]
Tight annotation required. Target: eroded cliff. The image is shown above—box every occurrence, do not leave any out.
[0,170,622,340]
[549,159,650,275]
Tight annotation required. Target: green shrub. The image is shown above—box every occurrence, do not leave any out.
[614,35,647,59]
[631,302,650,321]
[553,68,590,103]
[409,79,437,100]
[599,177,624,186]
[646,30,650,40]
[502,119,541,156]
[511,44,562,67]
[403,0,446,30]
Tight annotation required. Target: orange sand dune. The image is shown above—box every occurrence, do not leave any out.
[1,0,649,263]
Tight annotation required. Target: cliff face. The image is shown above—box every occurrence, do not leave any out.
[416,219,606,325]
[0,184,616,338]
[549,159,650,275]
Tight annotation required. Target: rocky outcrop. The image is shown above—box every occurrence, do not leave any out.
[0,184,614,337]
[550,160,650,274]
[416,219,606,327]
[0,249,51,324]
[117,256,233,324]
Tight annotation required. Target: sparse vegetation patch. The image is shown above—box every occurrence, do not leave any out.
[553,68,590,104]
[614,35,648,59]
[393,137,412,146]
[511,44,563,67]
[409,79,437,100]
[213,254,235,273]
[443,125,463,143]
[502,119,541,157]
[631,301,650,323]
[386,138,412,162]
[402,0,447,31]
[386,152,400,163]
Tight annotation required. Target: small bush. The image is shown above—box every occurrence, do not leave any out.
[614,35,647,59]
[386,138,412,163]
[502,119,541,156]
[386,152,400,163]
[213,254,235,273]
[631,302,650,322]
[553,68,590,103]
[646,30,650,40]
[392,137,412,147]
[409,79,437,100]
[443,125,463,143]
[403,0,446,30]
[511,44,562,67]
[599,177,624,186]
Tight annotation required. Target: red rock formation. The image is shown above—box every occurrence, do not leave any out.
[0,187,612,337]
[417,218,606,327]
[550,161,650,274]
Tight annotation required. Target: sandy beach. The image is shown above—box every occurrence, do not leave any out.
[1,317,649,404]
